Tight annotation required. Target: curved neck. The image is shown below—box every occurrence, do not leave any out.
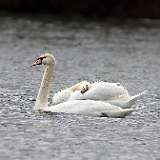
[34,65,54,110]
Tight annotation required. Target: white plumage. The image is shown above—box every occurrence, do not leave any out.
[45,100,135,118]
[52,81,145,108]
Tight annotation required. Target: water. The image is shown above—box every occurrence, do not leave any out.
[0,13,159,160]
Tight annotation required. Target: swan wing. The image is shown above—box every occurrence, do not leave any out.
[44,100,134,117]
[69,81,130,101]
[106,90,147,108]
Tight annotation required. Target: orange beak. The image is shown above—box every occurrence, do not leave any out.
[31,58,43,67]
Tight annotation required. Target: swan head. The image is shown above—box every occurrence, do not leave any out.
[32,53,56,66]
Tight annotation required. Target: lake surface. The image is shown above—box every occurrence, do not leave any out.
[0,13,159,160]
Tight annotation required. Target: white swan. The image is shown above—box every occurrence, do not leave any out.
[32,53,136,118]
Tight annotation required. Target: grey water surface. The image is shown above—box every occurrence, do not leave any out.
[0,13,159,160]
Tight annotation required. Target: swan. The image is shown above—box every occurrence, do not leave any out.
[32,53,136,118]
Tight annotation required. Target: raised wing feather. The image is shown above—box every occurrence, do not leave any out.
[69,81,130,101]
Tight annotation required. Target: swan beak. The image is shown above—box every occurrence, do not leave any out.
[31,58,43,67]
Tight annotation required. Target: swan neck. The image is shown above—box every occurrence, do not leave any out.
[34,65,54,110]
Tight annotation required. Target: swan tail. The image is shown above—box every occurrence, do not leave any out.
[126,90,147,108]
[105,108,135,118]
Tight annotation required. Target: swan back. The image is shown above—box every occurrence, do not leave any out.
[69,81,130,101]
